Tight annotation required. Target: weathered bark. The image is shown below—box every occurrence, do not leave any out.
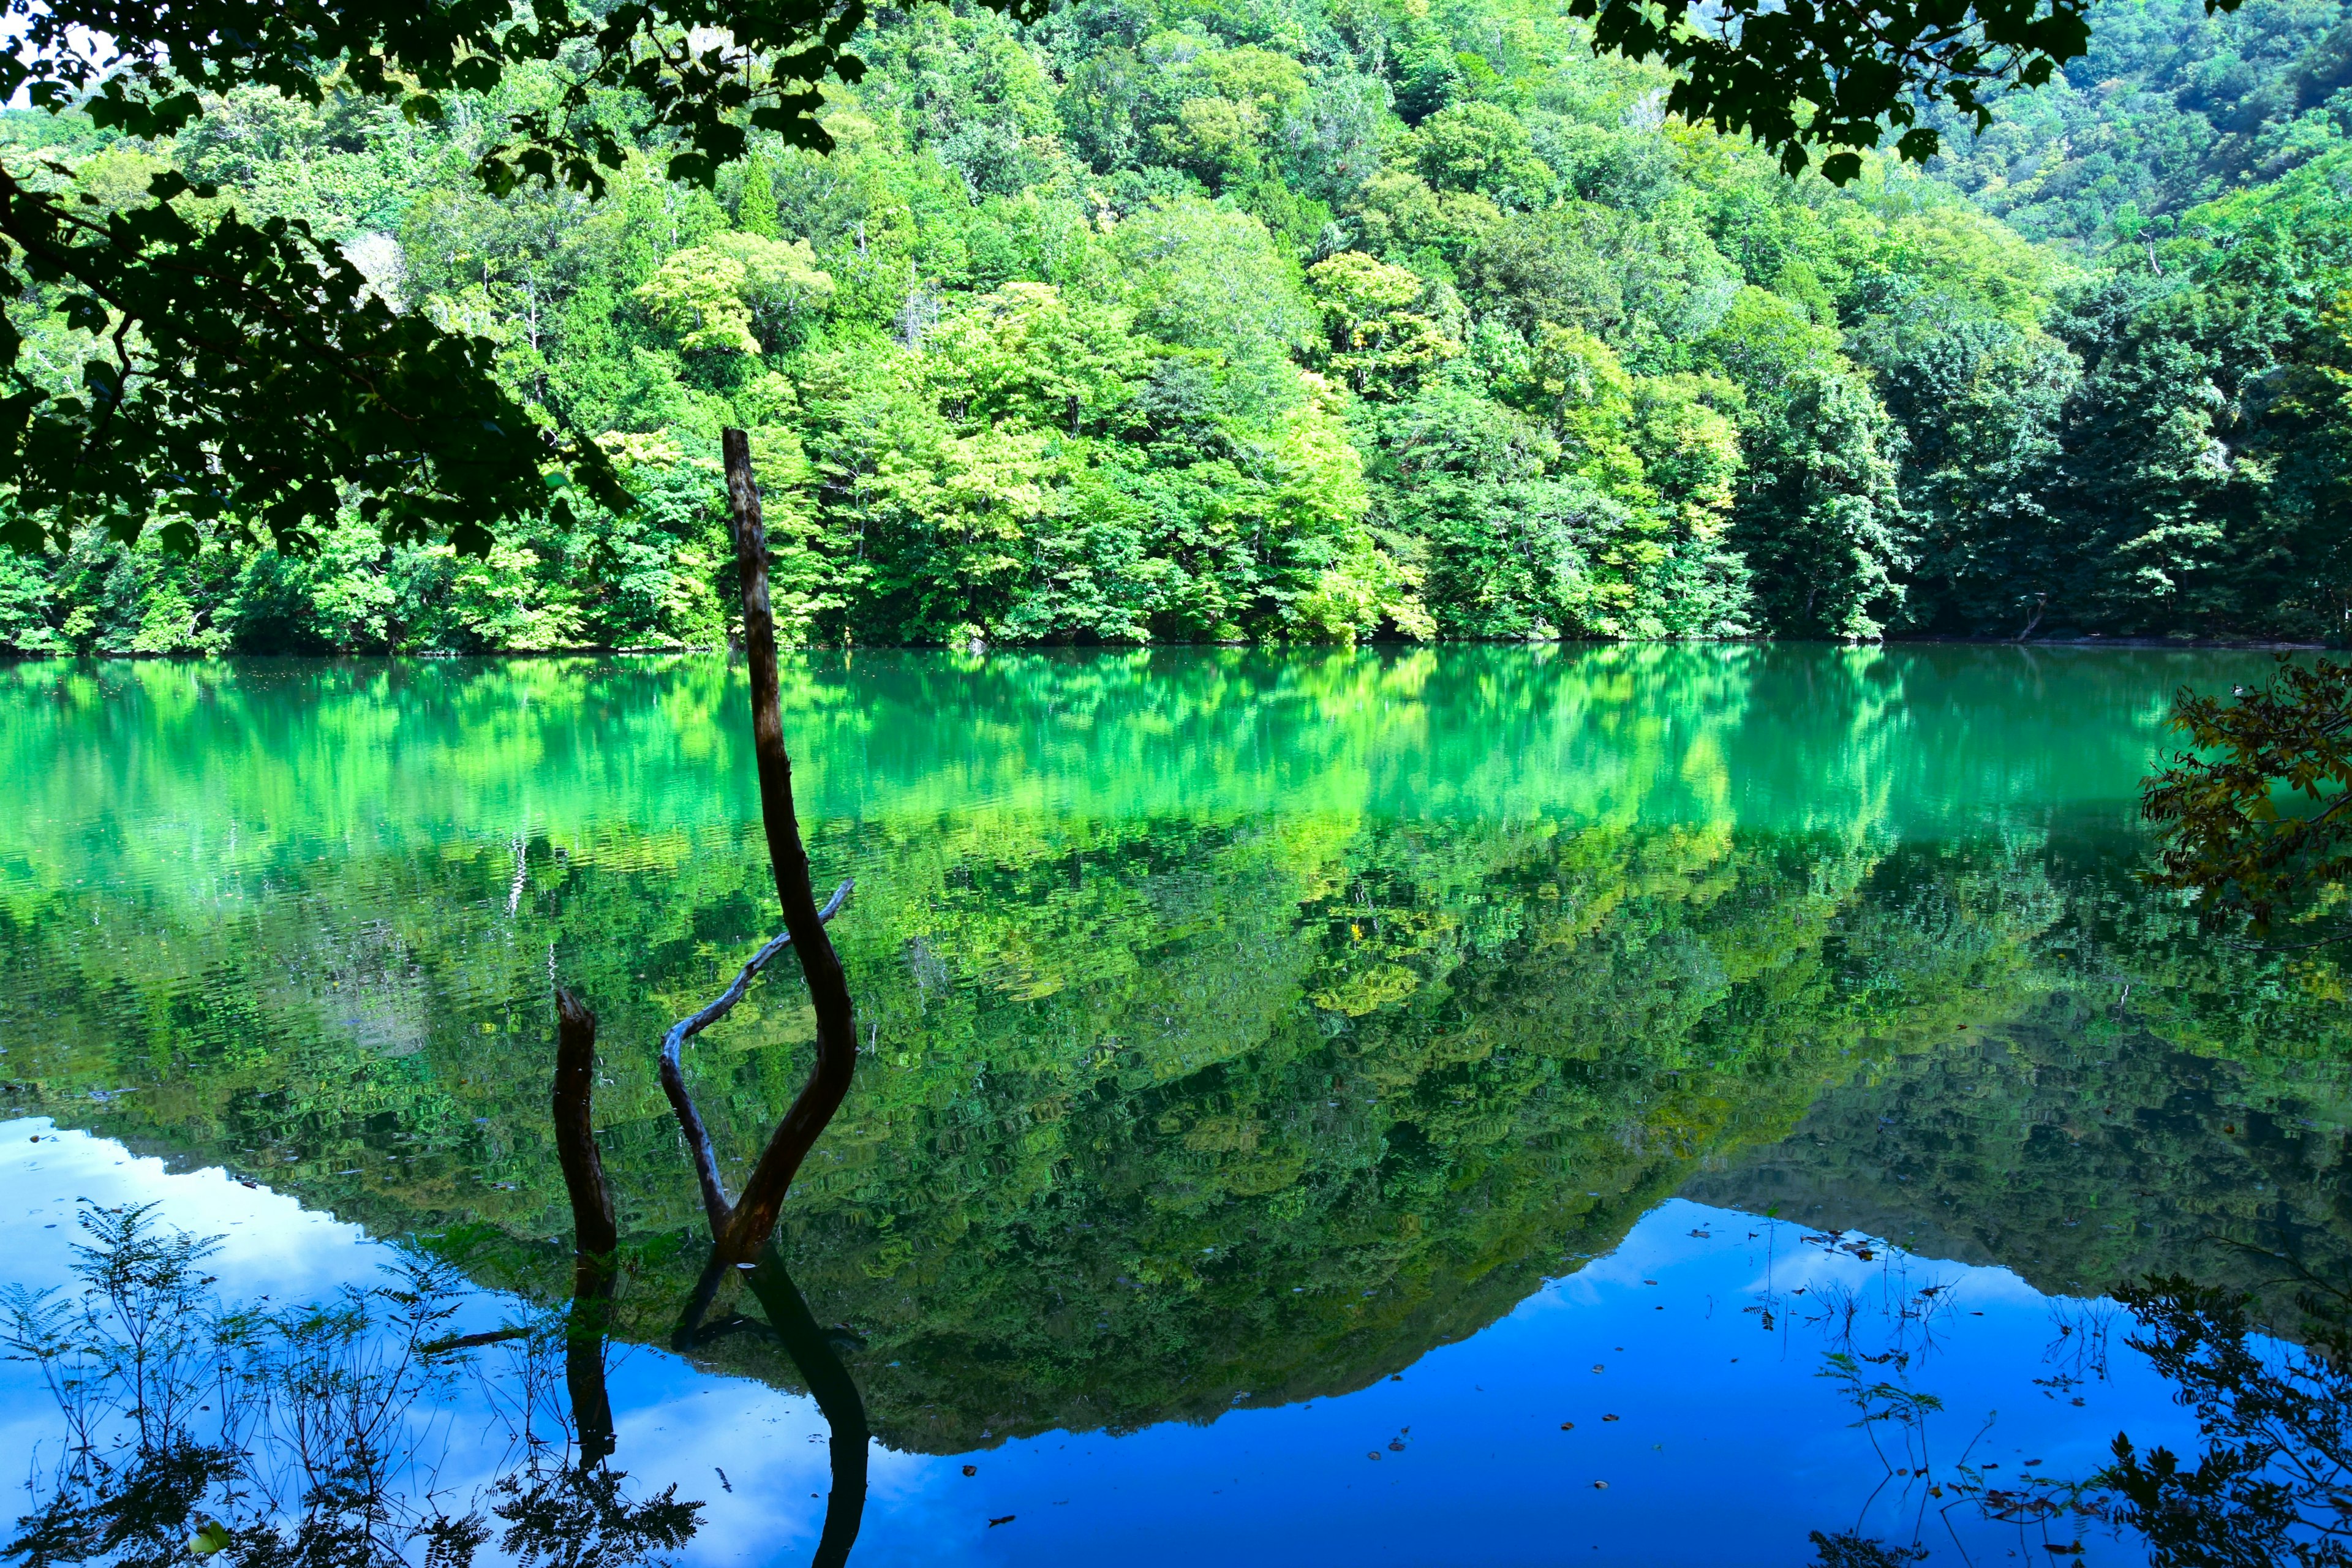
[657,881,852,1241]
[715,426,861,1264]
[552,986,617,1463]
[552,987,617,1270]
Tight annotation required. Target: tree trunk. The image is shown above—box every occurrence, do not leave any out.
[717,427,860,1264]
[552,986,617,1462]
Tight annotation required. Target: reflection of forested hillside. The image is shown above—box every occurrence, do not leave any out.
[1684,1003,2352,1310]
[1685,840,2352,1316]
[2,808,2040,1447]
[6,804,2241,1450]
[4,650,2342,1448]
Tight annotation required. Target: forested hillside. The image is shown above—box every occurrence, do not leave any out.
[1,0,2345,652]
[1931,0,2352,244]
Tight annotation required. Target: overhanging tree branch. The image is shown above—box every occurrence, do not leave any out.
[0,0,1046,558]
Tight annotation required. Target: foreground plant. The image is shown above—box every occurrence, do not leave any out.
[2142,657,2352,941]
[2103,1271,2352,1567]
[0,1204,508,1567]
[0,0,1041,559]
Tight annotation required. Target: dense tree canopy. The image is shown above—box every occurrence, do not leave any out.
[0,0,2346,647]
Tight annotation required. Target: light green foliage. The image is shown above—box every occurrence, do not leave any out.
[1305,250,1460,394]
[634,233,836,355]
[1409,102,1555,207]
[1,0,2344,650]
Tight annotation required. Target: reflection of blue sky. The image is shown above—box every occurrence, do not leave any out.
[2,1121,2199,1566]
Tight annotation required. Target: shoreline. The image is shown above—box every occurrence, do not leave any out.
[1,635,2334,663]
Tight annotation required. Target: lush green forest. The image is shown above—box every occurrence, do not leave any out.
[0,0,2345,652]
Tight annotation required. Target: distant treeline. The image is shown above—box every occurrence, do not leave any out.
[2,0,2346,652]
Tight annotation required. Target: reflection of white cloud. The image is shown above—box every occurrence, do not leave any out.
[0,1119,970,1568]
[0,1128,2205,1568]
[1,1118,393,1299]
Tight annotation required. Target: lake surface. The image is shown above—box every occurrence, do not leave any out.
[3,644,2347,1566]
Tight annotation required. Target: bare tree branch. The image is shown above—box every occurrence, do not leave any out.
[655,880,853,1240]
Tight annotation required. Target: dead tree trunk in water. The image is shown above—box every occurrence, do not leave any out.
[702,426,859,1265]
[552,986,618,1462]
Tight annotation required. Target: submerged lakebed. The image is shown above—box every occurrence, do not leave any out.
[2,643,2346,1565]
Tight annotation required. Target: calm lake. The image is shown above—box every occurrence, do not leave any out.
[3,644,2346,1567]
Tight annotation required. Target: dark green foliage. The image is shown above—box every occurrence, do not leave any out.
[2143,655,2352,936]
[0,178,584,560]
[2105,1273,2352,1567]
[1728,362,1912,639]
[1573,0,2115,183]
[1863,304,2077,635]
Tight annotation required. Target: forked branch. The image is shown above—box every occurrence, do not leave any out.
[668,425,863,1267]
[657,879,853,1239]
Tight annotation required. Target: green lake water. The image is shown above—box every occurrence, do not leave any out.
[2,644,2348,1566]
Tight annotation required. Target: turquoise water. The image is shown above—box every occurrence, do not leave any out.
[1,644,2343,1565]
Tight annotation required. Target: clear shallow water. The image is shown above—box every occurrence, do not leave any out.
[2,644,2346,1566]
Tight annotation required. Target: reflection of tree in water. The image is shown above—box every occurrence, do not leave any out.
[673,1252,869,1568]
[1,468,885,1568]
[1761,1223,2352,1567]
[2,1202,532,1566]
[0,970,884,1568]
[2102,1267,2352,1568]
[0,1006,729,1568]
[0,1202,870,1568]
[1724,1227,2126,1565]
